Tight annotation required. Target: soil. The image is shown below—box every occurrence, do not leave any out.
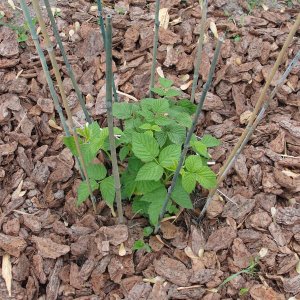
[0,0,300,299]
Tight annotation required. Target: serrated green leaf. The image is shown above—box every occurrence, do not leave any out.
[155,131,168,147]
[141,187,167,225]
[112,102,133,119]
[132,133,159,162]
[121,172,137,199]
[119,146,130,161]
[159,144,181,168]
[132,240,145,250]
[185,155,204,173]
[132,197,149,215]
[171,180,193,209]
[192,141,210,158]
[151,87,166,96]
[201,134,221,147]
[135,180,163,195]
[165,88,180,97]
[141,98,169,113]
[177,99,197,115]
[182,172,197,193]
[159,77,173,88]
[89,122,102,140]
[154,115,175,126]
[87,163,107,180]
[100,176,116,208]
[63,136,78,156]
[77,179,98,206]
[196,166,217,189]
[139,123,152,130]
[80,144,96,165]
[151,125,161,132]
[137,109,154,122]
[167,125,186,145]
[169,110,192,128]
[136,162,164,181]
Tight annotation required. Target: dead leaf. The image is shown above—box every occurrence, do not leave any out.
[119,243,126,256]
[48,119,62,131]
[159,8,169,30]
[210,21,218,39]
[180,80,193,90]
[2,254,12,297]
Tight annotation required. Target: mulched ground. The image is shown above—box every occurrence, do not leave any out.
[0,0,300,299]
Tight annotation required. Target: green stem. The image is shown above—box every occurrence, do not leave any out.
[105,15,124,223]
[155,38,223,233]
[198,49,300,223]
[96,0,119,103]
[30,0,97,212]
[190,0,208,103]
[18,0,85,179]
[43,0,92,124]
[149,0,160,97]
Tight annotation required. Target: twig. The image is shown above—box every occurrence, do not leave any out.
[96,0,119,103]
[116,90,139,102]
[190,0,208,103]
[105,15,124,224]
[149,0,160,97]
[43,0,92,124]
[30,0,97,212]
[154,38,223,233]
[19,0,85,180]
[197,16,300,223]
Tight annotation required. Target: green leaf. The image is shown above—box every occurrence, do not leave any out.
[151,87,166,97]
[151,125,161,132]
[139,123,152,130]
[141,98,169,113]
[169,110,192,128]
[165,88,180,97]
[132,197,149,214]
[80,144,96,165]
[135,180,163,195]
[132,133,159,162]
[167,125,186,145]
[155,116,175,126]
[159,77,173,88]
[112,102,133,119]
[89,122,102,140]
[143,226,153,237]
[155,131,168,147]
[77,179,98,206]
[63,136,78,156]
[100,176,116,208]
[136,162,164,181]
[182,172,197,193]
[201,134,221,147]
[177,99,197,115]
[132,240,145,250]
[171,180,193,209]
[137,109,154,122]
[87,163,107,180]
[121,173,137,199]
[119,146,130,161]
[192,141,210,158]
[141,187,167,225]
[159,144,181,168]
[185,155,204,173]
[196,166,217,189]
[127,156,144,173]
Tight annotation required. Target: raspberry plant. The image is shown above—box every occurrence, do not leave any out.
[64,77,220,225]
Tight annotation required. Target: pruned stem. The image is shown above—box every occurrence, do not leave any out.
[155,38,223,233]
[43,0,92,124]
[18,0,85,180]
[96,0,119,103]
[105,15,124,224]
[149,0,160,97]
[197,13,300,222]
[30,0,97,212]
[190,0,208,103]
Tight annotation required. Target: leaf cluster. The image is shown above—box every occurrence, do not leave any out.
[64,78,220,225]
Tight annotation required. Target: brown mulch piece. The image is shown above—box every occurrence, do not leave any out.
[0,0,300,299]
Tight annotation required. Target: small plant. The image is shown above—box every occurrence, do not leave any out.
[64,77,220,225]
[232,34,241,43]
[132,226,153,252]
[0,13,37,43]
[239,287,249,296]
[218,257,259,290]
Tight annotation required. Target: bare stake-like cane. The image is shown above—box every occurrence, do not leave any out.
[154,38,223,233]
[197,13,300,222]
[149,0,160,97]
[190,0,208,103]
[105,15,124,224]
[30,0,97,212]
[43,0,92,124]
